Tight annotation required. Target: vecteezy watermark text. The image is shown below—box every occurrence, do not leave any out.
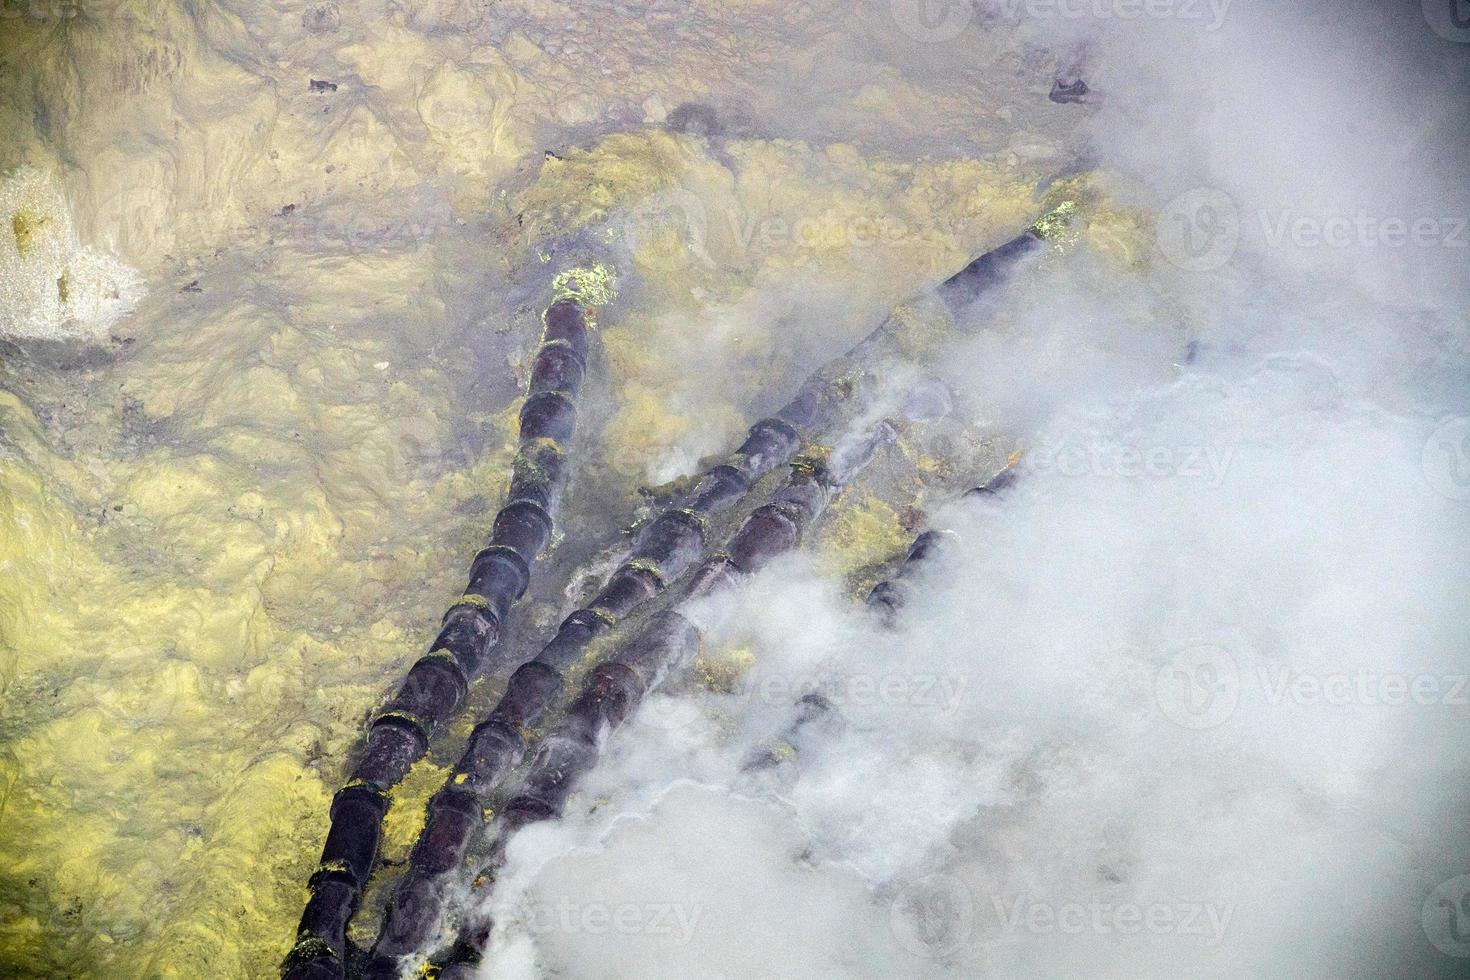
[1157,187,1468,272]
[888,873,1235,960]
[1022,441,1234,486]
[640,669,968,734]
[521,897,702,944]
[1259,211,1468,250]
[752,671,968,714]
[991,895,1234,943]
[1155,644,1470,730]
[995,0,1230,30]
[1255,664,1469,708]
[889,0,1231,43]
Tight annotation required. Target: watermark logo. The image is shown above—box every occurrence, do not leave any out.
[621,187,715,271]
[1155,644,1240,729]
[778,0,841,31]
[0,0,79,19]
[1422,874,1470,957]
[1156,188,1240,272]
[1423,0,1470,43]
[383,0,488,33]
[302,1,340,33]
[890,873,976,957]
[636,690,707,734]
[890,0,974,42]
[0,883,111,947]
[92,185,142,259]
[356,414,445,487]
[1422,417,1470,501]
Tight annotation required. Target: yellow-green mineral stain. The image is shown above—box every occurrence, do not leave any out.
[815,492,913,578]
[691,643,756,693]
[12,209,45,255]
[550,263,618,309]
[1031,198,1078,245]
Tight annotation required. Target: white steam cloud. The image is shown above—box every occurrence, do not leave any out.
[473,4,1470,979]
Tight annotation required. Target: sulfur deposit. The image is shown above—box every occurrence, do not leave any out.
[0,167,142,341]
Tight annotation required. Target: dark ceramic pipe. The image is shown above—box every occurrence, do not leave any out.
[282,294,601,980]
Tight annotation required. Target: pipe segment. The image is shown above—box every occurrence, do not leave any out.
[282,284,608,980]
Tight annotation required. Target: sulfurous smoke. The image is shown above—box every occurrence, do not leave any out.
[470,3,1470,979]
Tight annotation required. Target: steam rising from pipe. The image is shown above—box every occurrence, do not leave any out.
[460,6,1470,980]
